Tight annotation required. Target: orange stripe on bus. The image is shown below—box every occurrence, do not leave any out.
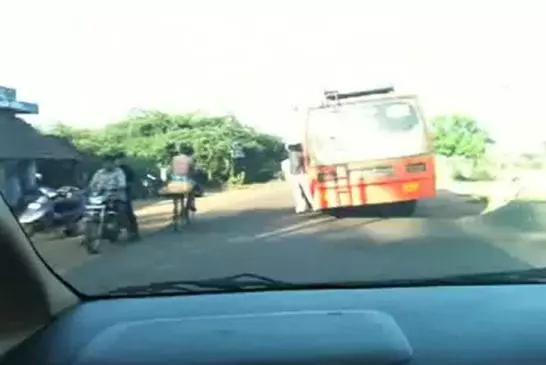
[318,185,328,209]
[358,179,366,204]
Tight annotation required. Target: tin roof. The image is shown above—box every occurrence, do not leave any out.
[0,113,81,160]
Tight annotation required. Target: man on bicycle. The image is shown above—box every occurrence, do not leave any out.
[169,145,202,211]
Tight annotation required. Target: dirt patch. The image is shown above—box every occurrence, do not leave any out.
[133,198,162,210]
[32,184,287,274]
[474,200,546,232]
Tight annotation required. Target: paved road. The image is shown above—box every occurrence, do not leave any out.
[32,181,546,295]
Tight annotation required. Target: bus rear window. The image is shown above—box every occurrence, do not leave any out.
[308,101,421,135]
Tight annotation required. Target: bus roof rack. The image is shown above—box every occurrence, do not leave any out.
[324,86,395,101]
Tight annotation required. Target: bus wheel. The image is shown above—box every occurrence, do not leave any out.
[381,200,417,217]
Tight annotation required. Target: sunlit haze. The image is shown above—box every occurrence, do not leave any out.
[1,0,544,152]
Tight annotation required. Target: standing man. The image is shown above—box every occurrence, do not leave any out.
[114,152,140,241]
[284,142,312,214]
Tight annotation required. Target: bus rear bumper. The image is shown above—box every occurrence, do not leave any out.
[364,177,436,205]
[313,177,436,210]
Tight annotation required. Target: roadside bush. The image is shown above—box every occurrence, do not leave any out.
[47,113,286,187]
[468,161,498,181]
[432,115,491,160]
[451,157,498,182]
[514,154,545,170]
[434,155,454,184]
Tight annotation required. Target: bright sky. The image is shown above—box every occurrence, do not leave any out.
[1,0,545,152]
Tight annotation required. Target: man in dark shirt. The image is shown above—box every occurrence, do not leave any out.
[115,152,140,240]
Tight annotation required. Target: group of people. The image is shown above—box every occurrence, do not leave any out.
[88,144,201,240]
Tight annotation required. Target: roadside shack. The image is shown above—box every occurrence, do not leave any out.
[0,86,80,208]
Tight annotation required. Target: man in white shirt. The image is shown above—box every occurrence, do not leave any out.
[88,155,127,201]
[284,142,313,214]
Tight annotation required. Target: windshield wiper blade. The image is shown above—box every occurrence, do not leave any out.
[314,269,546,289]
[106,269,546,296]
[408,268,546,286]
[106,273,296,296]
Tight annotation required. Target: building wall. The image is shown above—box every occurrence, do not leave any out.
[0,159,29,207]
[36,159,82,188]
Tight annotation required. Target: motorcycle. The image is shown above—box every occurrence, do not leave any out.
[18,185,85,238]
[141,174,160,198]
[81,189,126,254]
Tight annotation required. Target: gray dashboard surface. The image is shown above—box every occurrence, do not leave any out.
[2,285,546,364]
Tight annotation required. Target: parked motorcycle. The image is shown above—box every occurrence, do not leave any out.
[81,189,126,254]
[18,186,85,238]
[141,174,160,198]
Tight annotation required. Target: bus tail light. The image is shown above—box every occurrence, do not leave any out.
[317,166,339,182]
[317,171,337,182]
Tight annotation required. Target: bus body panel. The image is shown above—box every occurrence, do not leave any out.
[296,92,436,211]
[306,154,435,210]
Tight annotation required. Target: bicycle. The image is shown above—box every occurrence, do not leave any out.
[159,177,196,231]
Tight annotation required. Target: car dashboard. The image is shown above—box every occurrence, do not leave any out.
[2,284,546,365]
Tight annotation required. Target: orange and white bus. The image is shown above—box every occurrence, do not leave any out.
[286,86,436,217]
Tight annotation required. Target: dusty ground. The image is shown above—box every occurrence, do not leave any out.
[30,179,546,296]
[33,183,284,274]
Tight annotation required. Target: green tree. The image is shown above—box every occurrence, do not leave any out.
[47,111,286,186]
[432,115,491,160]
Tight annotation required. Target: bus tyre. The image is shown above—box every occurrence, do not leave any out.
[381,200,417,217]
[330,208,344,218]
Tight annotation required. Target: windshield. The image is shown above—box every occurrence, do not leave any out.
[1,3,545,296]
[307,101,426,164]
